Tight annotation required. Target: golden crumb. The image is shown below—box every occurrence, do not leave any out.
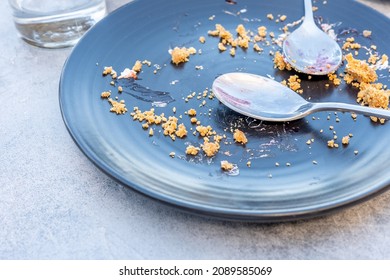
[202,139,220,157]
[236,24,247,38]
[233,129,248,144]
[218,42,227,51]
[220,160,234,171]
[187,108,197,116]
[186,145,200,156]
[344,53,377,84]
[149,128,154,136]
[132,60,142,72]
[342,37,361,50]
[171,47,196,65]
[162,116,178,136]
[108,98,127,114]
[280,15,287,22]
[328,73,341,86]
[253,43,263,52]
[363,30,372,38]
[118,86,123,93]
[267,13,274,20]
[230,47,236,56]
[286,75,302,92]
[175,123,188,138]
[208,24,234,44]
[101,91,111,99]
[196,125,213,137]
[357,83,389,109]
[327,139,339,148]
[199,36,206,43]
[342,136,350,145]
[368,54,379,64]
[257,26,267,37]
[102,66,113,76]
[273,51,292,71]
[169,152,175,158]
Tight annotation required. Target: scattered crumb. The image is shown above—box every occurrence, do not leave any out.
[132,60,142,72]
[363,30,372,38]
[170,46,196,65]
[108,98,127,114]
[273,51,292,71]
[342,37,361,50]
[344,53,378,85]
[233,129,248,144]
[101,91,111,99]
[342,136,350,145]
[279,15,287,22]
[327,139,339,148]
[220,160,234,171]
[202,138,220,157]
[186,145,200,156]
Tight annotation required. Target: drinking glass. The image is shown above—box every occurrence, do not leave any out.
[8,0,107,48]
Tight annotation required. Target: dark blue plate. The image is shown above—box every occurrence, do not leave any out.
[60,0,390,222]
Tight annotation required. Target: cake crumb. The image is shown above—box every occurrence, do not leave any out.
[175,123,188,138]
[327,139,339,148]
[202,139,220,157]
[363,30,372,38]
[344,53,377,84]
[279,15,287,22]
[342,136,350,145]
[101,91,111,99]
[108,98,127,114]
[170,47,196,65]
[220,160,234,171]
[357,83,389,110]
[273,51,292,71]
[186,145,200,156]
[233,129,248,144]
[187,108,197,116]
[132,60,142,72]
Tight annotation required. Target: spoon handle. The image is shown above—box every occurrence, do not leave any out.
[304,0,315,23]
[311,102,390,119]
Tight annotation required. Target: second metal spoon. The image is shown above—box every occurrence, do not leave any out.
[283,0,342,75]
[212,73,390,122]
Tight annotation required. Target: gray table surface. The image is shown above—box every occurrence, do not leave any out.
[1,0,390,260]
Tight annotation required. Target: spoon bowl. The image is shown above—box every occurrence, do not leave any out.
[283,0,342,75]
[212,73,390,122]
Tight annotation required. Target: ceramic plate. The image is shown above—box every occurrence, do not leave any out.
[60,0,390,221]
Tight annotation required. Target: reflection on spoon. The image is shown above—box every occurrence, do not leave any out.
[283,0,342,75]
[212,73,390,122]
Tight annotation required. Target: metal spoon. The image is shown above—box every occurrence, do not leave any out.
[283,0,342,75]
[212,73,390,122]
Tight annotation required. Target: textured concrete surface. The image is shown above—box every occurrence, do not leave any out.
[1,0,390,259]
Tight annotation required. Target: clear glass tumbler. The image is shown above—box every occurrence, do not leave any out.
[8,0,107,48]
